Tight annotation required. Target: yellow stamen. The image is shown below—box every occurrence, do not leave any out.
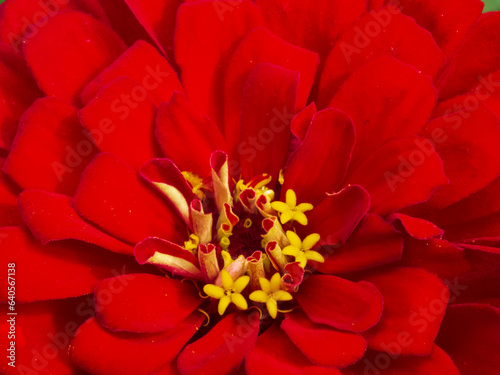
[184,234,200,253]
[244,218,253,228]
[282,231,324,268]
[271,189,313,225]
[249,273,293,319]
[203,270,250,315]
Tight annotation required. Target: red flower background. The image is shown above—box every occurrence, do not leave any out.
[1,0,500,374]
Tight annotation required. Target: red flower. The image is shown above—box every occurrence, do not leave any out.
[1,0,500,374]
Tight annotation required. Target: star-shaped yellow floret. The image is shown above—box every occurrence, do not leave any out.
[249,273,293,319]
[270,189,313,225]
[203,270,250,315]
[282,231,325,268]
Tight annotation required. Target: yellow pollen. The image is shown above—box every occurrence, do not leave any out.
[181,171,206,200]
[203,270,250,315]
[243,218,253,228]
[282,231,325,268]
[184,234,200,253]
[249,273,293,319]
[271,189,313,225]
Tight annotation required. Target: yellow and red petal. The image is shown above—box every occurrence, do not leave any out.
[95,274,203,333]
[177,311,259,375]
[72,153,185,245]
[295,275,383,332]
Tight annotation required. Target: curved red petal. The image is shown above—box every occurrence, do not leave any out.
[296,274,383,332]
[436,303,500,375]
[346,137,448,216]
[0,157,22,227]
[95,274,202,333]
[174,0,262,125]
[315,214,403,275]
[23,11,126,103]
[256,0,366,58]
[363,267,450,355]
[71,315,203,375]
[389,213,443,240]
[0,226,139,302]
[438,11,500,100]
[80,40,182,106]
[79,77,159,170]
[302,185,370,245]
[239,63,298,183]
[282,109,355,206]
[155,93,226,178]
[329,55,436,171]
[245,325,341,375]
[3,97,97,195]
[291,103,317,142]
[281,310,367,368]
[72,153,185,245]
[420,102,500,210]
[223,27,318,151]
[18,189,133,255]
[177,311,260,375]
[384,0,483,57]
[319,8,444,106]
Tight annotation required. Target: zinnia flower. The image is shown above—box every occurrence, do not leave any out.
[1,0,500,374]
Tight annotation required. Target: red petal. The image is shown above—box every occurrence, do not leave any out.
[296,275,383,332]
[177,311,260,375]
[3,97,97,195]
[0,157,22,227]
[0,298,89,374]
[319,8,444,106]
[281,310,367,368]
[291,102,317,141]
[79,77,158,170]
[363,267,450,355]
[71,315,202,375]
[72,153,185,245]
[245,325,341,375]
[389,213,443,240]
[438,12,500,100]
[80,40,182,106]
[437,303,500,375]
[95,274,202,333]
[18,189,133,255]
[343,344,459,375]
[23,11,126,103]
[345,137,448,216]
[328,55,436,171]
[123,0,182,56]
[239,63,298,183]
[315,214,403,275]
[0,44,41,150]
[282,109,355,206]
[256,0,366,58]
[420,102,500,210]
[174,0,262,125]
[301,185,370,245]
[223,27,318,151]
[155,93,226,178]
[0,226,139,302]
[401,237,472,280]
[384,0,483,57]
[443,212,500,243]
[134,237,203,280]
